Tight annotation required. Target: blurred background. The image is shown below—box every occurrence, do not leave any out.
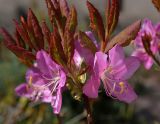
[0,0,160,124]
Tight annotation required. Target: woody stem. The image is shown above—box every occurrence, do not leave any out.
[56,114,62,124]
[83,95,93,124]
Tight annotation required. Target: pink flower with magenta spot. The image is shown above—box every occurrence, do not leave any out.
[83,45,140,103]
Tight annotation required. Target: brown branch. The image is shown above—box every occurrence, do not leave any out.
[83,95,93,124]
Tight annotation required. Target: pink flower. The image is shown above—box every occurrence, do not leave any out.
[15,50,66,114]
[132,19,159,69]
[83,45,140,103]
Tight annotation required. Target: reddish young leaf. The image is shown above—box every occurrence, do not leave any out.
[5,44,35,61]
[13,19,35,50]
[65,6,77,35]
[78,31,97,53]
[45,0,57,24]
[28,9,44,49]
[152,0,160,12]
[14,30,26,48]
[50,28,67,65]
[0,28,16,46]
[59,0,70,17]
[41,20,51,44]
[64,6,77,63]
[20,16,28,30]
[87,1,105,43]
[45,0,64,34]
[105,20,141,52]
[51,0,59,9]
[106,0,120,37]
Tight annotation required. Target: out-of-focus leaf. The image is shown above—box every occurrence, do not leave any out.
[152,0,160,12]
[78,31,97,53]
[27,10,39,51]
[41,20,51,44]
[106,0,120,37]
[87,1,105,43]
[64,6,77,63]
[142,33,160,66]
[4,44,35,66]
[0,28,16,45]
[13,20,35,50]
[59,0,70,17]
[51,0,59,9]
[14,30,26,48]
[28,9,44,49]
[105,20,141,52]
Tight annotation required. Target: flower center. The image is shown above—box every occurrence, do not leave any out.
[101,68,125,99]
[27,71,61,101]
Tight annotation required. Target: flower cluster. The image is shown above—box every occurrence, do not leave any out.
[132,19,160,69]
[1,0,149,117]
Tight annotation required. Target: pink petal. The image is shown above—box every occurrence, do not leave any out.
[83,73,100,98]
[101,76,137,103]
[112,56,140,80]
[85,31,99,48]
[73,49,83,68]
[26,68,45,86]
[114,81,137,103]
[132,49,153,70]
[41,90,52,103]
[52,89,62,114]
[36,50,58,76]
[15,83,28,96]
[109,45,125,66]
[94,52,108,76]
[15,83,34,98]
[75,40,94,66]
[58,70,66,88]
[142,19,156,37]
[144,57,153,70]
[75,31,98,67]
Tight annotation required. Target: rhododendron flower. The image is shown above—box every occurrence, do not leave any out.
[83,45,140,103]
[15,50,66,114]
[132,19,159,69]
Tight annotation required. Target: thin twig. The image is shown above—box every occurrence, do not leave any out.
[83,95,93,124]
[56,114,62,124]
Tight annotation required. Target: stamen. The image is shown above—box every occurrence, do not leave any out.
[102,69,126,98]
[28,76,33,87]
[27,73,60,102]
[119,82,125,94]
